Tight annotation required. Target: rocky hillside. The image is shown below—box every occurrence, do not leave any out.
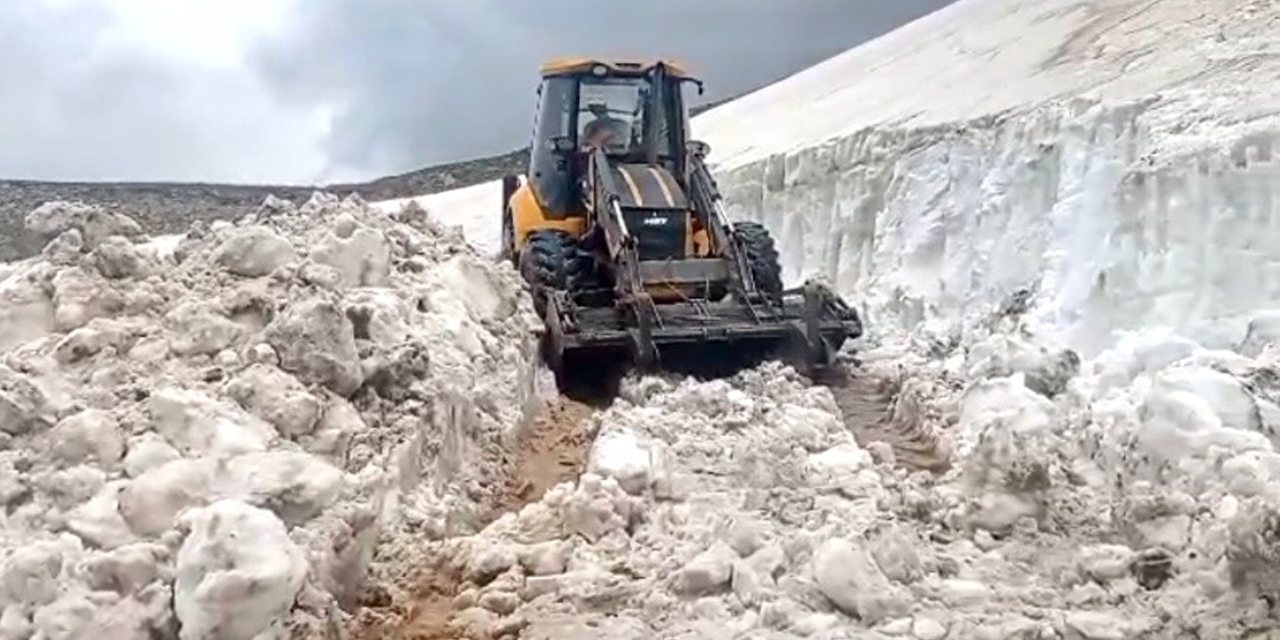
[0,100,732,263]
[0,149,527,262]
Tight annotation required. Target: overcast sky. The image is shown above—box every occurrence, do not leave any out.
[0,0,956,185]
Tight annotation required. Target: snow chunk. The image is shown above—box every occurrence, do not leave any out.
[214,451,346,527]
[213,225,298,278]
[223,364,323,438]
[263,295,363,397]
[0,363,53,436]
[47,408,125,467]
[25,201,141,249]
[149,388,275,458]
[812,538,911,623]
[587,426,651,495]
[307,222,392,287]
[173,500,307,640]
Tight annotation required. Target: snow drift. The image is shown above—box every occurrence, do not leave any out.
[0,196,543,638]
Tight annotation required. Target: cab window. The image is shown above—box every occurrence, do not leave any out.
[577,76,648,153]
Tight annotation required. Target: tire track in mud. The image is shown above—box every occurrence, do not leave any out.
[347,397,596,640]
[817,365,954,474]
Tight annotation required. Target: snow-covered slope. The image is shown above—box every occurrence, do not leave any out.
[373,180,503,256]
[701,0,1280,357]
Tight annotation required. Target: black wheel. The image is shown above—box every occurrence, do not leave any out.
[733,221,784,304]
[518,230,577,315]
[519,230,575,289]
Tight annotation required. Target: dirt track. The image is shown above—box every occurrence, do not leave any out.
[347,398,596,640]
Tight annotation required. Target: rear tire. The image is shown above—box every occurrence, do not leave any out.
[733,221,784,304]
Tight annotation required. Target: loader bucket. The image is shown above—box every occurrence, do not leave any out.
[538,281,863,400]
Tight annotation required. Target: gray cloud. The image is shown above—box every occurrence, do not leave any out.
[0,0,324,183]
[1,0,956,184]
[252,0,958,181]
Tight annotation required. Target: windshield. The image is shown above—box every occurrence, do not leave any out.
[577,76,648,153]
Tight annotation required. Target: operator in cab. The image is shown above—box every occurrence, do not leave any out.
[580,99,632,150]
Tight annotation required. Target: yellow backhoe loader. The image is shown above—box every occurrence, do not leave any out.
[499,58,862,393]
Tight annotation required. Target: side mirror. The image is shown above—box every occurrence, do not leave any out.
[688,139,711,158]
[546,135,576,154]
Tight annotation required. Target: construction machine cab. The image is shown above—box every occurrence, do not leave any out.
[523,58,701,218]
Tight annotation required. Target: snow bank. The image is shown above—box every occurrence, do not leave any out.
[694,0,1280,359]
[370,180,504,258]
[0,196,542,637]
[217,2,1280,637]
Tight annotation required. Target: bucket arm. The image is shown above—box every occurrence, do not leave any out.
[685,143,762,301]
[586,147,644,297]
[583,147,661,365]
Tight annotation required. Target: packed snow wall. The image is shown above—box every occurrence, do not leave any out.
[697,0,1280,359]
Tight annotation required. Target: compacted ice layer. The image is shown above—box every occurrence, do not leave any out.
[413,304,1280,640]
[0,196,542,639]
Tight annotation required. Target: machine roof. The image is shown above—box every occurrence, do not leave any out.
[539,57,693,79]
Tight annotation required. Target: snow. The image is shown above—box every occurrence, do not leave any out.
[370,0,1280,361]
[370,179,504,257]
[6,0,1280,637]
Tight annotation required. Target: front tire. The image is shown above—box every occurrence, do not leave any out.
[733,221,784,304]
[518,230,576,315]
